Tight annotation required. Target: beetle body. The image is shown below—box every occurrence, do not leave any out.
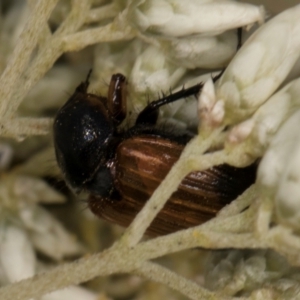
[88,135,256,236]
[54,73,256,236]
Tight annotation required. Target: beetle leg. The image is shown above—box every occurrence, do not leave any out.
[107,73,127,125]
[135,80,208,126]
[135,28,243,126]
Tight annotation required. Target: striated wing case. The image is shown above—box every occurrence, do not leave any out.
[89,136,256,236]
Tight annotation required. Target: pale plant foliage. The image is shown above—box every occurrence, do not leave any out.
[1,0,300,300]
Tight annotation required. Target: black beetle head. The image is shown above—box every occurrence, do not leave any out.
[53,90,114,193]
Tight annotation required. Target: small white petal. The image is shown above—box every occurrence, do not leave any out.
[0,224,35,283]
[20,205,84,260]
[42,286,98,300]
[198,78,226,129]
[227,119,254,144]
[198,78,216,116]
[211,100,224,125]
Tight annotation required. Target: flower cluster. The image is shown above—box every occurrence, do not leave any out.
[0,1,300,300]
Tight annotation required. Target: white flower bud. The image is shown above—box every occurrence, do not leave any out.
[0,224,35,283]
[198,77,225,129]
[257,110,300,229]
[158,30,237,69]
[227,119,254,144]
[20,205,84,260]
[276,140,300,230]
[129,45,185,109]
[127,0,264,37]
[42,286,97,300]
[257,110,300,190]
[216,4,300,125]
[227,78,300,155]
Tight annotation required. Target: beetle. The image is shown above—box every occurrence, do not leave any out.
[53,71,256,236]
